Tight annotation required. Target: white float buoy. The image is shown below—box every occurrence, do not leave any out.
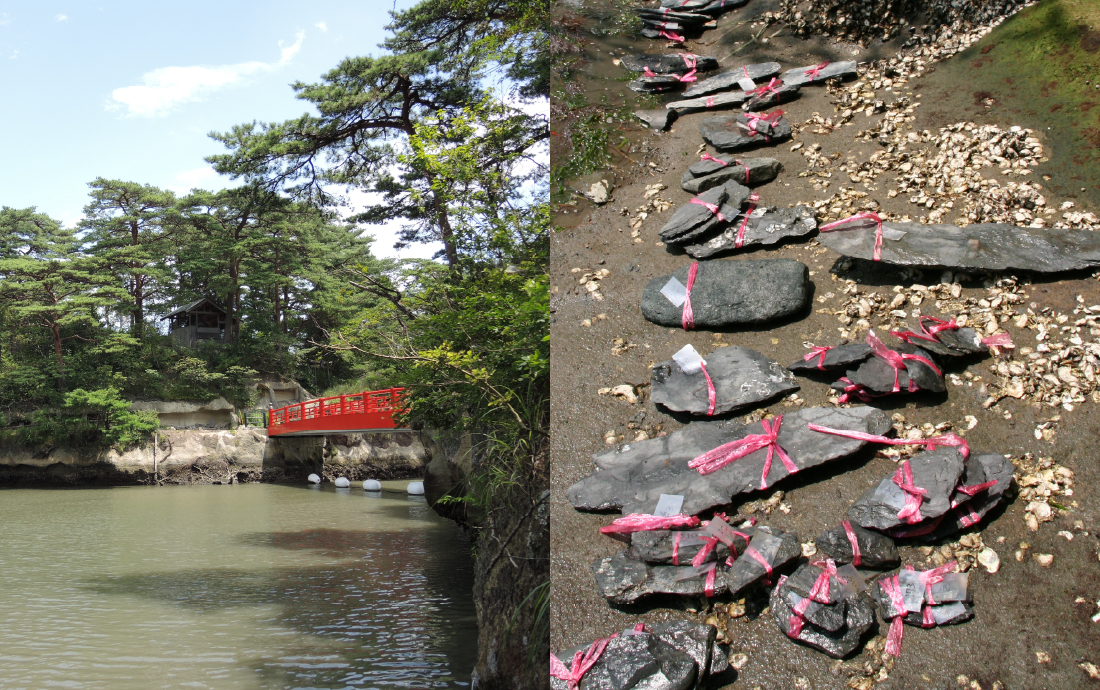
[334,477,351,488]
[307,473,321,484]
[363,479,382,491]
[406,481,425,495]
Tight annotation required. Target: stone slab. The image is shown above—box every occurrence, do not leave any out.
[650,345,799,416]
[681,206,818,258]
[847,448,967,531]
[701,113,792,151]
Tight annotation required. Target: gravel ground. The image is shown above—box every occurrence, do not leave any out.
[551,1,1100,687]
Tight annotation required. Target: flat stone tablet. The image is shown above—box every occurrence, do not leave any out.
[780,60,858,86]
[681,206,817,257]
[650,345,798,416]
[847,448,966,531]
[701,113,792,151]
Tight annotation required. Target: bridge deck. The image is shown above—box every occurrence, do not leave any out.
[267,388,408,437]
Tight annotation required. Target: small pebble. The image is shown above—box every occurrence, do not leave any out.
[977,547,1000,574]
[1034,553,1054,567]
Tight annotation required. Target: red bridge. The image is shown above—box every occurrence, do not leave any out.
[267,388,409,436]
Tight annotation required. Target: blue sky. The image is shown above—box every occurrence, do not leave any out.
[0,0,440,259]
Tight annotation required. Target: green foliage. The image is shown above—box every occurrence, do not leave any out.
[0,387,157,450]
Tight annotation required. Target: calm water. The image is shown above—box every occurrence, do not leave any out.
[0,482,478,690]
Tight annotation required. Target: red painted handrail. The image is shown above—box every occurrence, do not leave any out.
[267,388,407,436]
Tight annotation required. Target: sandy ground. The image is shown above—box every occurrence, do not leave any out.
[551,2,1100,688]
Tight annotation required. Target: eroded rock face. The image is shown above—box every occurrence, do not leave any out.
[567,406,892,515]
[815,221,1100,272]
[650,346,798,416]
[701,113,792,151]
[681,207,818,258]
[640,259,811,328]
[680,156,781,193]
[847,448,967,531]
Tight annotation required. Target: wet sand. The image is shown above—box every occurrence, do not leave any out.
[551,1,1100,687]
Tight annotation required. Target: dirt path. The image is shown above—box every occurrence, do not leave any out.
[551,2,1100,688]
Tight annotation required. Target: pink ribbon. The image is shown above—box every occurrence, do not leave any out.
[866,331,942,393]
[700,153,727,166]
[745,546,773,586]
[893,459,928,524]
[599,513,700,536]
[705,96,715,108]
[818,212,884,261]
[914,561,957,626]
[738,109,783,143]
[806,423,970,458]
[689,415,798,490]
[700,362,717,416]
[550,634,617,689]
[879,574,906,656]
[689,198,725,222]
[672,532,682,564]
[841,520,862,566]
[835,376,874,403]
[788,559,845,637]
[955,479,998,497]
[734,193,760,248]
[804,345,832,370]
[748,77,783,102]
[642,66,657,77]
[803,61,830,80]
[678,54,697,82]
[660,29,685,42]
[691,536,721,568]
[981,332,1013,349]
[704,565,717,597]
[682,261,698,330]
[891,315,959,346]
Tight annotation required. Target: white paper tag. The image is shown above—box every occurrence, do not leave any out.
[672,344,706,375]
[882,228,908,241]
[653,494,685,517]
[661,276,688,307]
[738,77,756,91]
[898,569,926,613]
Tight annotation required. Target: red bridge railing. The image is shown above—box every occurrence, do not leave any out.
[267,388,407,436]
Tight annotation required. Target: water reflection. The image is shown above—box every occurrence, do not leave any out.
[0,484,477,689]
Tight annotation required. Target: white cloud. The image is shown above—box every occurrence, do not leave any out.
[55,14,68,22]
[315,21,327,32]
[168,166,222,195]
[109,31,304,118]
[0,13,11,26]
[8,50,18,60]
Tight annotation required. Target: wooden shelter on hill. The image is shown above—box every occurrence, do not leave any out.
[163,298,227,347]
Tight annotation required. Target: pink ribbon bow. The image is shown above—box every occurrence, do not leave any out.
[879,574,907,656]
[599,513,700,537]
[891,315,959,346]
[806,423,970,458]
[912,561,957,626]
[893,459,929,524]
[866,331,942,393]
[803,61,830,80]
[841,520,862,566]
[550,634,617,689]
[738,110,783,142]
[678,53,697,82]
[818,212,884,261]
[835,376,874,404]
[689,415,798,490]
[734,193,760,248]
[804,345,833,370]
[747,77,783,102]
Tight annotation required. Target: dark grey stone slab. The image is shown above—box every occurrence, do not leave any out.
[816,221,1100,272]
[771,584,876,658]
[815,522,899,568]
[888,451,1013,540]
[684,62,781,98]
[783,562,846,605]
[666,91,748,114]
[660,0,713,10]
[780,60,859,86]
[568,406,893,515]
[905,602,974,627]
[701,113,792,151]
[782,587,848,632]
[636,8,711,25]
[643,620,724,686]
[592,550,731,605]
[697,0,749,14]
[620,53,719,74]
[892,319,988,357]
[629,527,749,565]
[725,528,801,595]
[681,206,818,258]
[871,571,971,628]
[681,156,781,193]
[650,345,799,416]
[843,341,944,394]
[635,108,678,131]
[629,74,686,93]
[641,259,810,328]
[551,630,698,690]
[658,181,752,243]
[788,343,873,373]
[742,82,801,111]
[847,448,967,531]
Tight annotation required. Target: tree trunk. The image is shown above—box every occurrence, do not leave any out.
[50,321,65,391]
